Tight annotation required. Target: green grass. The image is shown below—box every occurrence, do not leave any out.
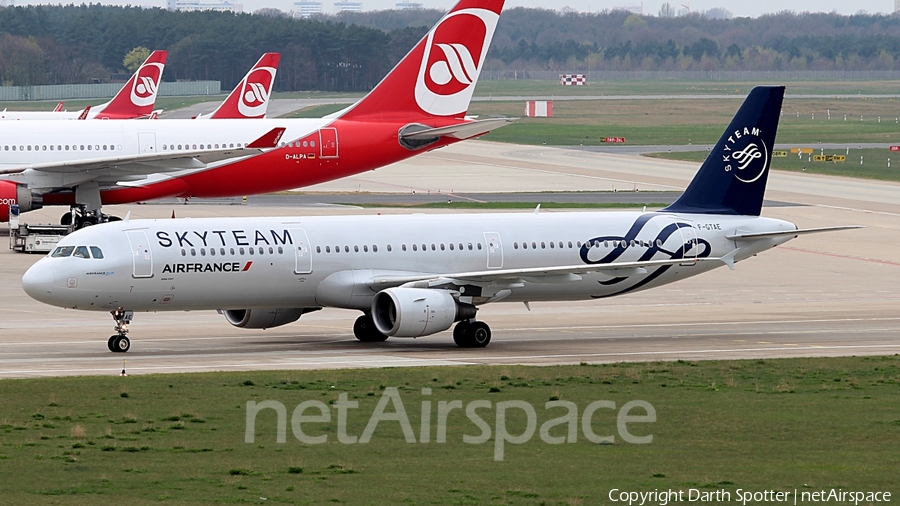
[648,148,900,182]
[472,78,900,97]
[0,357,898,504]
[338,201,669,209]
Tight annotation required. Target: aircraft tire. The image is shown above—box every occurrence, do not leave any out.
[107,335,117,352]
[111,336,130,353]
[453,321,470,347]
[468,321,492,348]
[353,315,388,343]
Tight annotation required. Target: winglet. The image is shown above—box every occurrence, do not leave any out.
[246,127,286,149]
[533,204,541,214]
[53,102,64,112]
[77,106,91,120]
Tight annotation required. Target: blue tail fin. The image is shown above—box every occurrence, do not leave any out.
[663,86,785,216]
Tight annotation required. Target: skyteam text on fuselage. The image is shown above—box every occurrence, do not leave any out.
[21,86,860,352]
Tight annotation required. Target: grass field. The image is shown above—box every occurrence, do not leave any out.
[471,79,900,97]
[0,357,898,505]
[470,97,900,146]
[648,148,900,182]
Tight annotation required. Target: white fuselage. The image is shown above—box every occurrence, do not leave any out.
[0,118,328,178]
[22,210,798,313]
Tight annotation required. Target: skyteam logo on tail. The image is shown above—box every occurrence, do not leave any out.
[723,126,768,184]
[130,62,164,107]
[237,66,276,118]
[414,8,499,116]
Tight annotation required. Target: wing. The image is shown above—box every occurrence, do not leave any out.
[368,256,728,293]
[0,128,285,185]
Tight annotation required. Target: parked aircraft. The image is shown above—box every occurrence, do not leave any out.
[0,51,167,121]
[21,86,861,352]
[0,0,509,227]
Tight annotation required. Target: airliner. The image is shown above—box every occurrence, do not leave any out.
[21,86,861,352]
[0,0,510,227]
[0,51,167,121]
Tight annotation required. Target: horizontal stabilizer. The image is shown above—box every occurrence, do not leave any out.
[400,118,515,141]
[726,226,864,241]
[247,127,286,149]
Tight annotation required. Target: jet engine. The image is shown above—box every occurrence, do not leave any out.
[0,181,42,222]
[223,308,311,329]
[371,288,476,338]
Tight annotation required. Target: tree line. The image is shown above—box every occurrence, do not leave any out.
[3,4,900,90]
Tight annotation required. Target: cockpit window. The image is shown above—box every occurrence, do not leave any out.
[73,246,90,259]
[51,246,75,258]
[90,246,104,259]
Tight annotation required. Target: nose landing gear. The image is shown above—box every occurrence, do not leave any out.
[108,308,133,353]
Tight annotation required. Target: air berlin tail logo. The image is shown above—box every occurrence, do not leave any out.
[415,8,499,117]
[130,62,164,107]
[237,67,276,117]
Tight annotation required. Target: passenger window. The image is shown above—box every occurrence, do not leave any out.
[326,246,331,253]
[550,242,555,249]
[200,248,206,256]
[354,245,359,252]
[51,246,75,258]
[268,247,274,254]
[522,242,528,249]
[402,244,406,251]
[363,245,368,252]
[531,242,536,249]
[344,246,349,253]
[230,248,235,255]
[541,242,546,249]
[191,248,196,256]
[421,244,426,251]
[90,246,104,259]
[468,243,473,250]
[449,243,455,251]
[249,248,254,255]
[412,244,417,251]
[431,244,436,251]
[372,245,378,252]
[278,246,283,254]
[477,243,482,250]
[210,248,216,256]
[317,246,322,253]
[386,245,392,252]
[181,249,186,256]
[239,248,245,255]
[440,244,445,251]
[221,248,226,255]
[568,241,573,248]
[513,242,518,249]
[656,240,663,247]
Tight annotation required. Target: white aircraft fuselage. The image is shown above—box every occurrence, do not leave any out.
[23,210,796,313]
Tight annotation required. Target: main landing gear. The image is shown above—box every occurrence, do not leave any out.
[61,205,122,230]
[108,308,134,353]
[453,320,492,348]
[353,313,389,342]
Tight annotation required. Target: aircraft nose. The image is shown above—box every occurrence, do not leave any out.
[22,262,56,302]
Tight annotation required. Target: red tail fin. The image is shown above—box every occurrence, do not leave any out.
[209,53,280,119]
[53,102,64,112]
[77,106,91,120]
[338,0,503,122]
[93,50,167,119]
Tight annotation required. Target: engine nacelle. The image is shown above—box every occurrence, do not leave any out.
[0,181,42,222]
[223,308,309,329]
[371,288,476,338]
